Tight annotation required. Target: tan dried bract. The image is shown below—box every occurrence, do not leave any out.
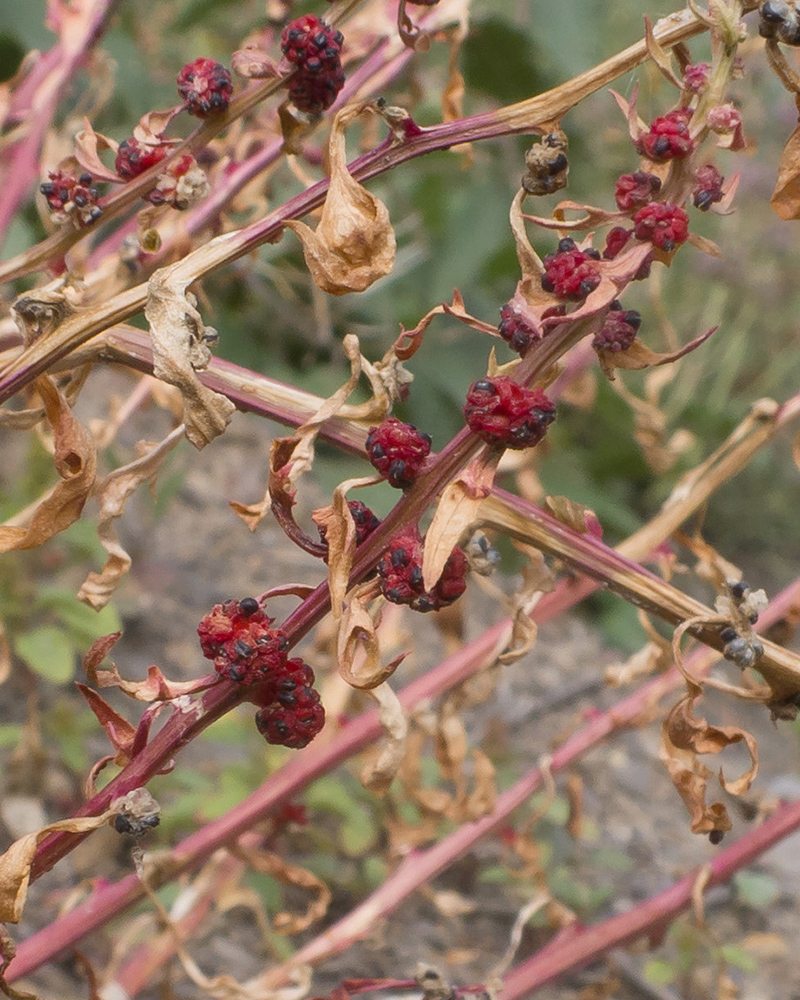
[286,104,396,295]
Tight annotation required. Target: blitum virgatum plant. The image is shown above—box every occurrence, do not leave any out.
[4,0,800,996]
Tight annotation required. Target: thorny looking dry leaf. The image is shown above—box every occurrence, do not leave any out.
[337,587,406,691]
[360,680,407,796]
[82,632,212,702]
[0,792,156,923]
[230,843,331,935]
[240,335,367,534]
[0,376,96,553]
[78,426,184,609]
[144,267,235,449]
[286,103,396,295]
[596,327,717,382]
[312,476,376,619]
[394,289,496,362]
[423,451,498,591]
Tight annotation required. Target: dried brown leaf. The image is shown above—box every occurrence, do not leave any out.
[74,119,122,183]
[78,427,183,609]
[423,453,496,590]
[0,619,9,686]
[312,477,375,619]
[84,655,210,703]
[337,590,406,690]
[286,104,395,295]
[0,803,127,922]
[76,683,136,765]
[659,721,732,837]
[466,749,496,818]
[144,270,235,449]
[644,16,684,88]
[394,290,494,360]
[0,377,96,553]
[772,121,800,219]
[543,495,598,535]
[232,844,331,935]
[361,680,407,796]
[597,327,716,380]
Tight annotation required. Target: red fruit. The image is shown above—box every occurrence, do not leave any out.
[197,598,290,684]
[635,108,694,161]
[115,137,168,179]
[177,57,233,117]
[377,527,468,613]
[614,171,661,212]
[603,226,633,260]
[365,417,432,489]
[683,62,710,94]
[254,657,325,749]
[39,171,102,226]
[592,302,641,353]
[541,237,601,300]
[498,303,542,357]
[633,202,689,252]
[692,164,725,211]
[281,15,345,114]
[464,376,555,450]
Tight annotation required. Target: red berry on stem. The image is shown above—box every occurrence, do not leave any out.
[603,226,633,260]
[281,15,345,114]
[592,301,641,353]
[541,238,601,300]
[365,417,432,489]
[692,164,725,211]
[254,657,325,749]
[197,598,290,684]
[635,108,694,161]
[177,57,233,117]
[40,171,102,226]
[632,202,689,252]
[377,527,468,613]
[464,376,555,450]
[115,138,168,180]
[614,171,662,212]
[498,303,542,357]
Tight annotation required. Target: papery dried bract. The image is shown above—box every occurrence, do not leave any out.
[231,843,331,935]
[286,104,396,295]
[361,680,408,796]
[74,119,122,183]
[78,428,183,609]
[0,377,96,553]
[145,267,235,449]
[771,122,800,220]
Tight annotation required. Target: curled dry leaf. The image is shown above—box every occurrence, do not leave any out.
[663,683,758,809]
[231,843,331,935]
[337,588,407,691]
[11,288,75,345]
[286,104,396,295]
[78,427,183,609]
[76,683,136,765]
[144,267,235,449]
[659,721,732,838]
[423,451,498,591]
[772,119,800,220]
[596,326,716,381]
[644,16,684,88]
[394,289,495,361]
[0,802,130,922]
[312,477,375,619]
[74,119,122,183]
[360,680,407,796]
[84,641,211,703]
[0,376,96,553]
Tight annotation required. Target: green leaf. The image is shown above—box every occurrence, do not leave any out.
[0,724,22,748]
[721,944,758,973]
[734,871,781,908]
[38,586,122,646]
[644,960,676,986]
[15,626,75,684]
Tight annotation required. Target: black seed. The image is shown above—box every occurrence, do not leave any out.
[370,441,384,459]
[709,829,724,845]
[547,153,568,175]
[584,248,602,260]
[391,547,408,567]
[720,626,738,643]
[40,182,56,196]
[410,566,423,587]
[59,188,70,201]
[279,692,297,707]
[388,459,408,484]
[622,310,642,330]
[386,588,404,602]
[694,190,714,211]
[730,580,749,599]
[234,640,253,657]
[473,379,495,394]
[661,239,675,253]
[239,597,260,616]
[142,815,160,829]
[761,1,788,20]
[421,432,432,447]
[229,664,246,681]
[652,136,671,157]
[73,193,87,207]
[79,172,92,185]
[579,280,597,296]
[114,814,135,834]
[541,275,555,292]
[557,237,576,253]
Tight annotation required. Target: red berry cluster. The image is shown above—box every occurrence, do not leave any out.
[115,138,169,180]
[377,527,468,613]
[280,15,345,114]
[177,58,233,117]
[40,171,102,226]
[197,597,289,684]
[635,108,695,161]
[365,417,432,489]
[692,164,725,211]
[498,303,542,357]
[541,238,601,300]
[254,657,325,749]
[682,62,710,94]
[632,202,690,252]
[318,500,381,560]
[592,301,641,353]
[464,376,556,450]
[603,226,633,260]
[614,170,661,212]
